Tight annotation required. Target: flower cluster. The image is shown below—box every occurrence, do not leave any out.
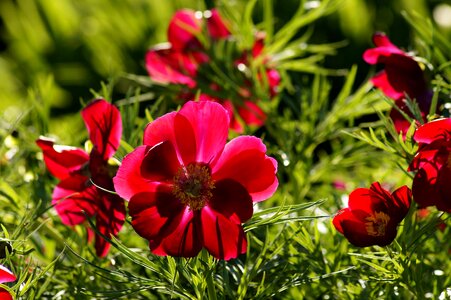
[363,32,432,136]
[145,8,280,133]
[37,99,125,257]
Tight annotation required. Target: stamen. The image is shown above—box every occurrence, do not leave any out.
[365,211,390,236]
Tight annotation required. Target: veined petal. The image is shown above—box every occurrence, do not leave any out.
[201,206,247,260]
[52,175,98,226]
[212,136,278,202]
[36,138,88,180]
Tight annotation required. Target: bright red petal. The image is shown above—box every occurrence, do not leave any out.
[0,265,15,283]
[436,166,451,212]
[0,289,12,300]
[237,101,267,127]
[389,185,412,222]
[206,9,230,39]
[412,160,443,209]
[178,101,229,164]
[370,71,405,100]
[52,175,98,226]
[212,136,278,202]
[113,145,168,200]
[201,206,247,260]
[168,9,202,50]
[372,32,397,48]
[81,99,122,161]
[209,179,253,224]
[414,118,451,144]
[36,138,88,180]
[150,208,203,258]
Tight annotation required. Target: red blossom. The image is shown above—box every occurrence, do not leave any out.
[409,118,451,213]
[333,182,411,247]
[363,32,432,136]
[145,8,280,133]
[0,265,16,300]
[113,101,278,260]
[36,99,125,257]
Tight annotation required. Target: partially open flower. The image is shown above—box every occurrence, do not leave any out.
[333,182,411,247]
[0,265,16,300]
[37,99,125,257]
[409,118,451,213]
[114,101,278,260]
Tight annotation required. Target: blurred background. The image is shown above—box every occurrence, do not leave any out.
[0,0,450,129]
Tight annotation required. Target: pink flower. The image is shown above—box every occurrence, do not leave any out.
[145,8,280,133]
[363,32,432,135]
[0,265,16,300]
[333,182,411,247]
[409,118,451,212]
[113,101,278,260]
[36,99,125,257]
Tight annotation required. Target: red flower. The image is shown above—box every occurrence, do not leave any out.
[145,8,280,133]
[333,182,411,247]
[363,32,432,135]
[113,101,278,260]
[36,99,125,257]
[0,265,16,300]
[409,118,451,212]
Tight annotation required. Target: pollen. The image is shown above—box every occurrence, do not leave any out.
[173,163,215,210]
[365,211,390,237]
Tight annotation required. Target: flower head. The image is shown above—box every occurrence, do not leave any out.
[333,182,411,247]
[409,118,451,212]
[36,99,125,257]
[113,101,278,260]
[0,265,16,300]
[363,32,432,135]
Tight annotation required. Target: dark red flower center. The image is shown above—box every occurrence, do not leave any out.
[365,212,390,236]
[172,163,215,210]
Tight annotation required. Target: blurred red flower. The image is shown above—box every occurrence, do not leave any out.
[363,32,432,135]
[409,118,451,213]
[36,99,125,257]
[113,101,278,260]
[333,182,411,247]
[145,8,280,133]
[0,265,16,300]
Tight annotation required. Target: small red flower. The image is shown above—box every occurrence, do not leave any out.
[145,8,280,133]
[363,32,432,135]
[333,182,411,247]
[36,99,125,257]
[113,101,278,260]
[0,265,16,300]
[409,118,451,212]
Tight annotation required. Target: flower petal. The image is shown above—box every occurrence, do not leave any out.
[141,141,180,182]
[206,9,230,39]
[0,289,12,300]
[149,208,203,258]
[168,9,202,50]
[201,206,247,260]
[52,175,97,226]
[113,145,167,201]
[0,265,16,283]
[414,118,451,144]
[237,101,267,127]
[209,179,253,224]
[178,101,229,164]
[389,185,412,222]
[370,71,405,100]
[212,136,278,202]
[81,99,122,160]
[36,138,88,180]
[412,160,443,209]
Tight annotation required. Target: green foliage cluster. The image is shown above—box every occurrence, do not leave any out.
[0,0,450,299]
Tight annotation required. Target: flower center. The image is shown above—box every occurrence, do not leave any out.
[172,163,215,211]
[365,211,390,237]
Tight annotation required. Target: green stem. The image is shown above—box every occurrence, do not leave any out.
[206,267,217,300]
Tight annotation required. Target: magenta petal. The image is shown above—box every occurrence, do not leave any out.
[209,179,253,224]
[168,9,202,50]
[114,145,167,201]
[150,208,203,258]
[370,71,405,100]
[173,113,197,165]
[0,265,16,283]
[212,136,278,202]
[414,119,451,144]
[178,101,229,164]
[201,207,247,260]
[52,175,97,226]
[145,48,198,88]
[237,101,267,127]
[143,111,177,148]
[206,9,231,39]
[141,141,180,181]
[36,138,89,180]
[372,32,397,48]
[81,99,122,161]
